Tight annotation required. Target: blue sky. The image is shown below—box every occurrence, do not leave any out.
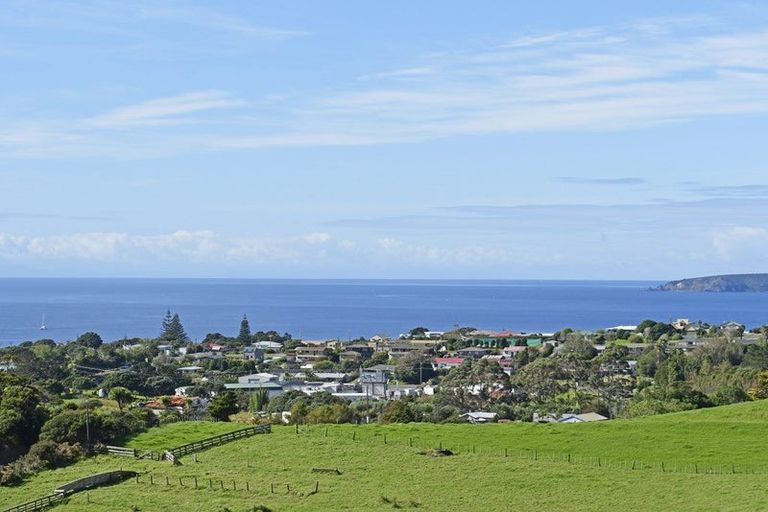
[2,0,768,279]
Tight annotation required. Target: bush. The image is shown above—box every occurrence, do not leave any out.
[27,439,83,469]
[306,404,357,424]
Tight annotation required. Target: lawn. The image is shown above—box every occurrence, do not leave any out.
[4,402,768,511]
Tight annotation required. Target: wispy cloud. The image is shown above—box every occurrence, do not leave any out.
[0,0,308,40]
[553,177,646,185]
[0,230,336,262]
[5,14,768,158]
[680,183,768,198]
[84,91,246,129]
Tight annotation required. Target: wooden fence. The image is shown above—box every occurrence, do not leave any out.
[163,424,271,462]
[2,492,68,512]
[3,470,137,512]
[105,445,137,457]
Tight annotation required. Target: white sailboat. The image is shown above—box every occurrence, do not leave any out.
[40,313,47,331]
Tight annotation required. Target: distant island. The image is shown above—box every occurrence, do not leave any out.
[655,273,768,292]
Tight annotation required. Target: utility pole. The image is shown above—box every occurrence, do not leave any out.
[84,401,91,447]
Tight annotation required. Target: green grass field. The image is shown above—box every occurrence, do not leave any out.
[4,401,768,511]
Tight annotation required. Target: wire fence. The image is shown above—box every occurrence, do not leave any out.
[299,425,765,476]
[130,472,322,497]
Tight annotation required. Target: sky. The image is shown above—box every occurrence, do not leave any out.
[1,0,768,280]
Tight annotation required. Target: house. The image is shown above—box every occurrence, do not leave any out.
[340,350,363,363]
[366,364,397,374]
[461,411,498,424]
[433,357,465,371]
[243,345,265,362]
[223,381,284,398]
[187,351,224,361]
[388,384,422,399]
[314,372,347,382]
[533,412,608,423]
[360,368,389,398]
[178,365,204,374]
[238,372,279,384]
[344,344,375,359]
[295,345,329,363]
[456,347,490,359]
[157,344,174,356]
[558,412,609,423]
[502,346,528,357]
[174,386,192,396]
[386,342,428,359]
[422,331,445,340]
[254,340,283,351]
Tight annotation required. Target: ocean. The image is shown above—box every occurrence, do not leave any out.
[1,278,767,346]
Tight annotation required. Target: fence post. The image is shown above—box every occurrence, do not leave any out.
[271,483,274,494]
[384,434,387,444]
[166,476,170,486]
[409,437,413,447]
[352,431,356,441]
[246,481,250,492]
[315,481,319,493]
[195,477,198,489]
[150,474,154,485]
[504,448,508,457]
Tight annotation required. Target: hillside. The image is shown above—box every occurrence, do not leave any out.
[655,273,768,292]
[5,402,768,511]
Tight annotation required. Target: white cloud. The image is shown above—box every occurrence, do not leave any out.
[84,91,246,129]
[711,226,768,259]
[0,230,338,263]
[5,15,768,158]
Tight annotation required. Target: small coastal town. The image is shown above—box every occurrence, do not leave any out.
[5,1,768,509]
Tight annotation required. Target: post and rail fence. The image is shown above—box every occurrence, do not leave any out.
[162,424,271,462]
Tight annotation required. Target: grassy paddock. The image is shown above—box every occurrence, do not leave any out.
[120,421,245,452]
[305,400,768,470]
[2,426,766,511]
[4,402,768,511]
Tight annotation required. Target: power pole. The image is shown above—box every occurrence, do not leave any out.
[85,401,91,447]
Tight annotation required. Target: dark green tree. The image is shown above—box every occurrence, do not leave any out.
[160,311,188,342]
[237,314,251,345]
[108,387,134,411]
[75,332,103,349]
[208,391,239,421]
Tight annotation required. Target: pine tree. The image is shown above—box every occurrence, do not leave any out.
[160,310,189,342]
[237,314,251,344]
[160,309,173,339]
[169,313,189,342]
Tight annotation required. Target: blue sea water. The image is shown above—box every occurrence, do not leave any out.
[1,278,767,346]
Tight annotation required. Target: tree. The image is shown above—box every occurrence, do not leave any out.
[237,314,251,345]
[380,399,416,423]
[75,332,103,349]
[160,311,189,342]
[108,387,134,411]
[208,391,239,421]
[394,353,436,384]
